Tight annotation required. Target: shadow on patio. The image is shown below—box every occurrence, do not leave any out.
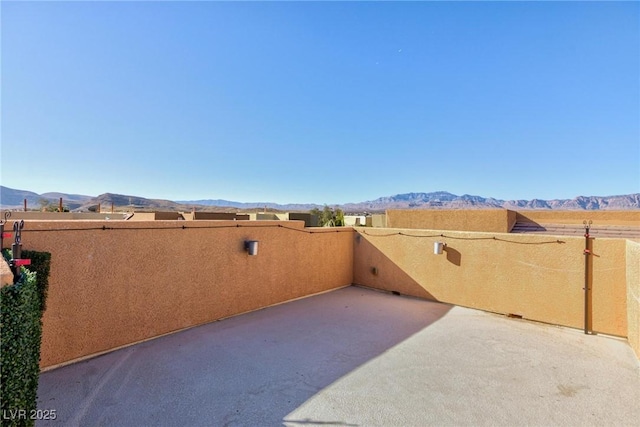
[37,286,452,426]
[37,285,640,426]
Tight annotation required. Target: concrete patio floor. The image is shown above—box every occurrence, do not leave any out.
[37,286,639,426]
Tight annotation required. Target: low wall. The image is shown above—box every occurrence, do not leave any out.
[192,212,237,220]
[124,212,184,221]
[289,213,318,227]
[344,216,366,226]
[152,212,183,220]
[353,228,627,337]
[386,209,517,233]
[368,214,386,228]
[516,210,640,226]
[252,213,288,221]
[8,217,636,368]
[627,240,640,359]
[14,221,354,369]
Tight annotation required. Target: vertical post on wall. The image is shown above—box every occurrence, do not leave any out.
[12,221,23,262]
[583,220,592,335]
[10,220,31,284]
[59,197,63,212]
[24,199,27,212]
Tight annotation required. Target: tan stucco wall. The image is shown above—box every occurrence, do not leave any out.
[369,214,386,228]
[517,210,640,226]
[507,210,517,232]
[126,212,156,221]
[353,228,627,337]
[626,240,640,359]
[344,216,366,226]
[254,213,285,221]
[386,209,517,233]
[153,212,184,220]
[192,212,237,220]
[121,212,184,221]
[9,213,637,367]
[20,221,353,369]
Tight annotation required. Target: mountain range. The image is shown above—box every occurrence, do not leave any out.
[1,186,639,212]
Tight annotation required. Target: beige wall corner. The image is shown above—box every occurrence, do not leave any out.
[27,220,354,368]
[506,210,517,232]
[626,240,640,359]
[353,228,628,337]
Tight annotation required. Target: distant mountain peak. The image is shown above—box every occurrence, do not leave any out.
[345,191,640,211]
[1,185,638,212]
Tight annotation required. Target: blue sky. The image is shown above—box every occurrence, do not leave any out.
[2,1,638,204]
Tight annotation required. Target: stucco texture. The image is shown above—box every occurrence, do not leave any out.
[626,240,640,359]
[6,216,637,368]
[353,228,628,337]
[386,209,516,233]
[15,221,353,369]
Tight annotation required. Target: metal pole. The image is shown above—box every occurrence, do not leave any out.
[11,220,24,283]
[583,220,592,335]
[9,220,30,284]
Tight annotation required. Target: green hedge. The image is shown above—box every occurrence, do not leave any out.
[21,251,52,312]
[1,251,51,427]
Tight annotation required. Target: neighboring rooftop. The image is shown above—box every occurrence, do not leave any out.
[37,287,640,426]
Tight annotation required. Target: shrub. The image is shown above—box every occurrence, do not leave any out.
[0,251,51,427]
[21,251,51,312]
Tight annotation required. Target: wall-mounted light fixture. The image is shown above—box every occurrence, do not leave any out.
[434,241,446,255]
[245,240,259,256]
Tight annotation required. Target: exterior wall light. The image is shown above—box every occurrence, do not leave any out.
[245,240,259,256]
[434,241,446,255]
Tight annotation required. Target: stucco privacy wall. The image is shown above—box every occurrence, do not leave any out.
[386,209,517,233]
[369,214,386,228]
[516,210,640,226]
[353,228,627,336]
[627,240,640,359]
[12,221,353,368]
